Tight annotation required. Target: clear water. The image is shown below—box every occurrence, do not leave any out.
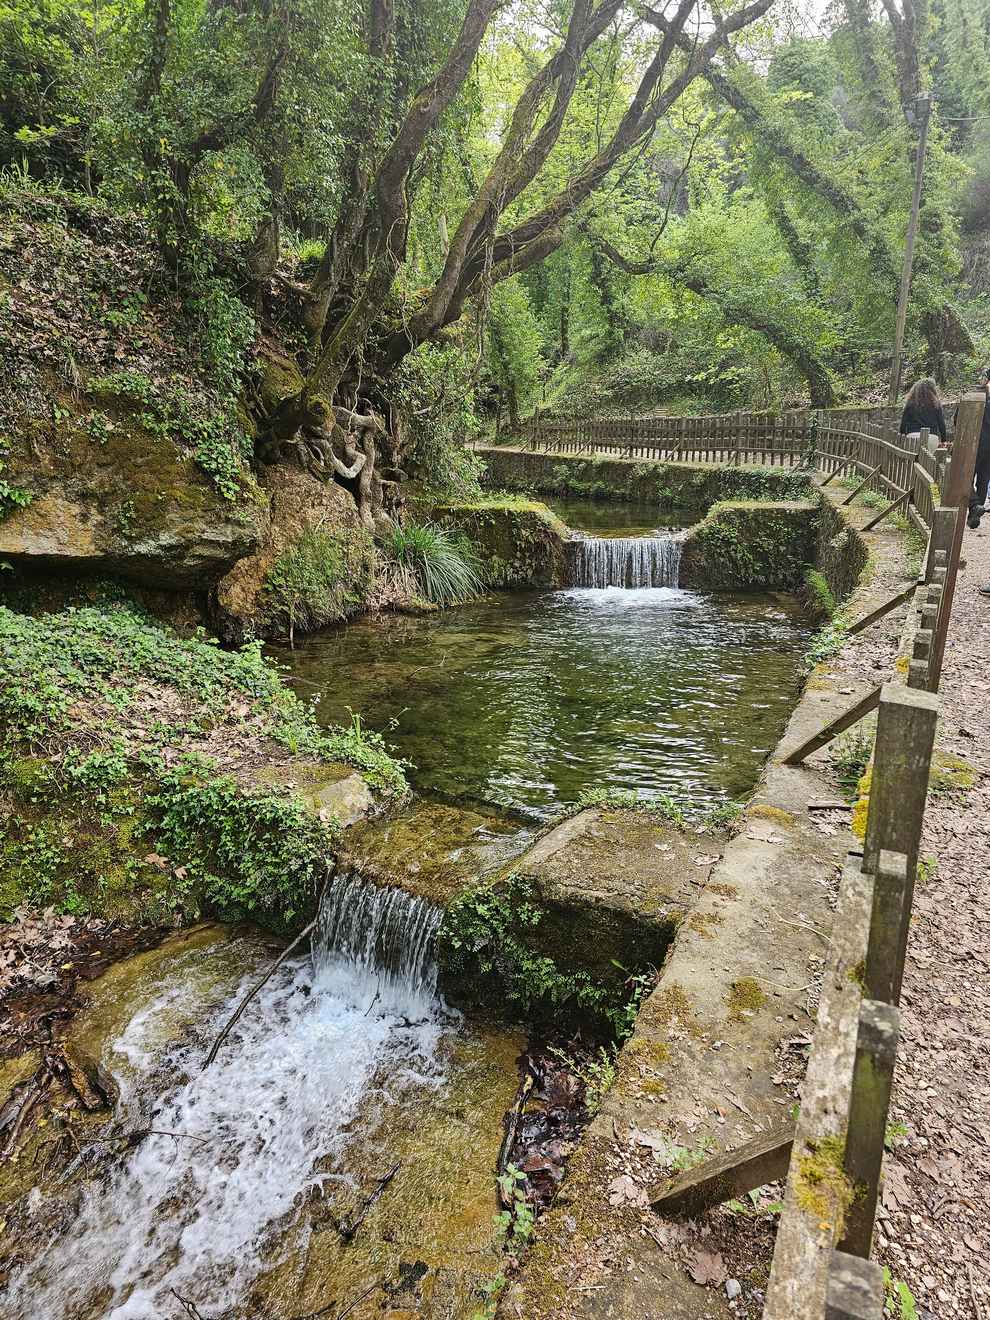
[4,885,516,1320]
[276,587,811,821]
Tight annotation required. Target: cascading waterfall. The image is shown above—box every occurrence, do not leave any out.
[4,873,448,1320]
[567,533,683,589]
[312,870,443,1016]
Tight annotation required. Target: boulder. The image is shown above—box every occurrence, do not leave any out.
[0,424,266,589]
[213,463,381,642]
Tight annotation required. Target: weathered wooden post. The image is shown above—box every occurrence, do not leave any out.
[827,1252,885,1318]
[862,684,938,1002]
[839,1000,900,1258]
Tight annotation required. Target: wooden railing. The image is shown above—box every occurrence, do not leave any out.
[508,404,952,531]
[642,392,987,1319]
[765,393,985,1317]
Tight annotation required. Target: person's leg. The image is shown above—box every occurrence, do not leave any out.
[968,443,990,526]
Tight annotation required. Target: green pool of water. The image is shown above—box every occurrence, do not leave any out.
[543,496,689,536]
[275,587,811,821]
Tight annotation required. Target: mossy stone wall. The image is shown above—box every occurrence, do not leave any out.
[813,498,871,607]
[478,448,813,510]
[680,500,817,591]
[428,498,569,588]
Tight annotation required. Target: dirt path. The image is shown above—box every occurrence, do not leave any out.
[875,524,990,1320]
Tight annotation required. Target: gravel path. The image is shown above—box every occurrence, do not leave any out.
[874,522,990,1320]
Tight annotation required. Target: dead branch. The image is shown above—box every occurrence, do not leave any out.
[202,917,318,1070]
[496,1066,535,1205]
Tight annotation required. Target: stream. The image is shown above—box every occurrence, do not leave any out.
[1,893,521,1320]
[1,496,814,1319]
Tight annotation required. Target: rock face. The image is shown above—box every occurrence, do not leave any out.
[212,463,380,642]
[0,426,266,589]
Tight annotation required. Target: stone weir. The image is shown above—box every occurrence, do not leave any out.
[335,798,702,1029]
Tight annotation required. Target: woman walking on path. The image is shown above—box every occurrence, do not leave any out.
[898,377,948,444]
[968,369,990,532]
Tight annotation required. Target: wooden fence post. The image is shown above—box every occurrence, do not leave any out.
[764,854,875,1320]
[864,849,910,1005]
[929,391,986,684]
[827,1252,885,1319]
[838,1000,900,1258]
[862,684,938,1001]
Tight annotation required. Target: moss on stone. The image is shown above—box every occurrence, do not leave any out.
[680,500,815,592]
[727,976,768,1021]
[688,910,723,938]
[795,1134,855,1233]
[748,804,795,826]
[849,763,873,841]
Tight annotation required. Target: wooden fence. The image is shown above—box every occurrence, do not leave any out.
[644,393,988,1319]
[511,403,951,532]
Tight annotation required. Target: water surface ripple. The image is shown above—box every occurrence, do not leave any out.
[277,586,810,819]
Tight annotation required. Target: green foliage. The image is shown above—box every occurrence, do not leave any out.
[804,567,838,619]
[147,758,333,922]
[705,800,745,829]
[384,521,483,607]
[805,616,849,667]
[493,1164,535,1245]
[0,456,32,518]
[261,527,374,636]
[882,1268,919,1320]
[574,786,686,827]
[0,603,407,793]
[548,1043,616,1115]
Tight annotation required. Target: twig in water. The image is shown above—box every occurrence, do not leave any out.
[363,988,381,1018]
[169,1290,207,1320]
[133,1128,211,1147]
[335,1282,380,1319]
[202,918,317,1070]
[289,1280,381,1320]
[337,1163,401,1241]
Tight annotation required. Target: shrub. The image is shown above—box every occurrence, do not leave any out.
[384,522,483,607]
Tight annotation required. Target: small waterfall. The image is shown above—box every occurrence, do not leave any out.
[312,870,443,1016]
[567,534,682,589]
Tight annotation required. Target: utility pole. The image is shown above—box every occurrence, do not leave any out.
[888,93,933,407]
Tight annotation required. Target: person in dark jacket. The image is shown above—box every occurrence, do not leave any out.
[899,377,948,443]
[969,368,990,532]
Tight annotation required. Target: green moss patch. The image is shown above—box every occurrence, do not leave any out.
[727,976,769,1021]
[795,1134,855,1234]
[928,751,976,797]
[680,500,815,591]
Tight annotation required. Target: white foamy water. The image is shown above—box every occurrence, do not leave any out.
[566,533,683,588]
[4,881,448,1320]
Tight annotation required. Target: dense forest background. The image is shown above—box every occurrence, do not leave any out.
[2,0,989,505]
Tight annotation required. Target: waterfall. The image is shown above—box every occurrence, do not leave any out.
[567,534,682,589]
[312,870,443,1016]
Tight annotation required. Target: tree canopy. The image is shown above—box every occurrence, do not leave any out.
[2,0,987,504]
